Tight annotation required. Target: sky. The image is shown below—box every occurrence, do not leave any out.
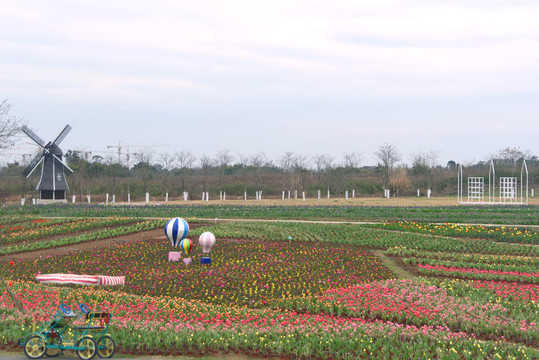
[1,0,538,168]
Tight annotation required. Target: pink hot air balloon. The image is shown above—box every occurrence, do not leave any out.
[199,232,216,254]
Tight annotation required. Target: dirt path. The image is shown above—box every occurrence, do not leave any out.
[372,250,415,280]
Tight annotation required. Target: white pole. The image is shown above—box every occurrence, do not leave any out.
[259,190,262,199]
[223,192,226,201]
[345,190,348,200]
[145,192,150,203]
[202,192,205,201]
[302,191,305,201]
[244,191,247,201]
[128,193,131,203]
[165,193,168,202]
[318,189,321,199]
[72,195,76,203]
[32,198,36,205]
[327,189,330,199]
[183,192,188,201]
[294,190,297,200]
[532,189,534,197]
[112,194,116,203]
[206,192,209,202]
[427,189,431,198]
[20,198,25,206]
[352,189,355,198]
[106,193,109,204]
[282,191,285,200]
[288,190,290,199]
[220,191,222,201]
[87,195,91,203]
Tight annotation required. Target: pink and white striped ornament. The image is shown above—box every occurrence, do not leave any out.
[199,232,216,253]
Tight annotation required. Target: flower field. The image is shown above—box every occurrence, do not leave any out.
[0,207,538,359]
[370,221,539,245]
[0,217,165,255]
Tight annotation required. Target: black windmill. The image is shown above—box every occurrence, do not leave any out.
[21,125,73,202]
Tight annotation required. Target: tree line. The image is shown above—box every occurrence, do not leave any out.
[1,99,537,202]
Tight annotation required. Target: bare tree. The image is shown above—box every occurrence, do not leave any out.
[343,152,362,169]
[133,148,156,193]
[389,166,411,196]
[175,150,196,192]
[158,152,176,196]
[0,99,24,150]
[343,152,362,192]
[375,143,402,191]
[135,147,155,165]
[250,152,271,193]
[495,147,533,165]
[312,154,335,192]
[215,149,234,192]
[411,150,439,189]
[158,152,176,171]
[199,154,214,192]
[293,153,310,191]
[279,152,295,191]
[238,153,250,194]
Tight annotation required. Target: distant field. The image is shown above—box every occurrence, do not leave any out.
[156,195,539,207]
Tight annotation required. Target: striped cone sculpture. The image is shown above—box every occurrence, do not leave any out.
[199,232,216,264]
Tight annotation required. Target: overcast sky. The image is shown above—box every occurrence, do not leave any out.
[2,0,538,167]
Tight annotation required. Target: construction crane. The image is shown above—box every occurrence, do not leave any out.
[1,153,34,166]
[107,141,169,167]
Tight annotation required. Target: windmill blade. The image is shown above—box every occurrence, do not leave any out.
[52,154,73,173]
[21,125,46,148]
[23,153,44,178]
[51,124,72,147]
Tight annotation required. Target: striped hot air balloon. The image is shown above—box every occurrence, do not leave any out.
[179,238,193,256]
[199,232,216,253]
[164,217,189,247]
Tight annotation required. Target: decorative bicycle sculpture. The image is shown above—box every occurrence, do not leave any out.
[17,273,124,360]
[18,303,115,359]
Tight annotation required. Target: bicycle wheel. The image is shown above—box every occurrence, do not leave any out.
[76,336,97,360]
[24,335,46,359]
[97,335,116,358]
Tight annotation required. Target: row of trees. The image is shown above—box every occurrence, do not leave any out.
[1,99,537,201]
[1,145,536,202]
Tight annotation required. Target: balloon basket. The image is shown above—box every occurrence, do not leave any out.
[201,257,211,264]
[168,252,182,262]
[183,257,192,265]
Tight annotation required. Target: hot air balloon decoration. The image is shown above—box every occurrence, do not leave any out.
[199,232,216,264]
[180,238,193,265]
[164,217,189,262]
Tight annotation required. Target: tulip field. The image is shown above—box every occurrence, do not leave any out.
[0,203,538,359]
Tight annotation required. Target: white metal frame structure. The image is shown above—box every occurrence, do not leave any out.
[467,177,484,202]
[457,159,529,205]
[499,177,517,203]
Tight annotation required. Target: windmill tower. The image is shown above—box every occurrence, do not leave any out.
[21,125,73,204]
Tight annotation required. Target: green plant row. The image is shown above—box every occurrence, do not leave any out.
[0,217,63,235]
[0,220,165,255]
[0,216,137,246]
[415,265,538,284]
[386,246,539,266]
[3,203,538,225]
[402,257,538,274]
[199,222,539,256]
[367,221,539,245]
